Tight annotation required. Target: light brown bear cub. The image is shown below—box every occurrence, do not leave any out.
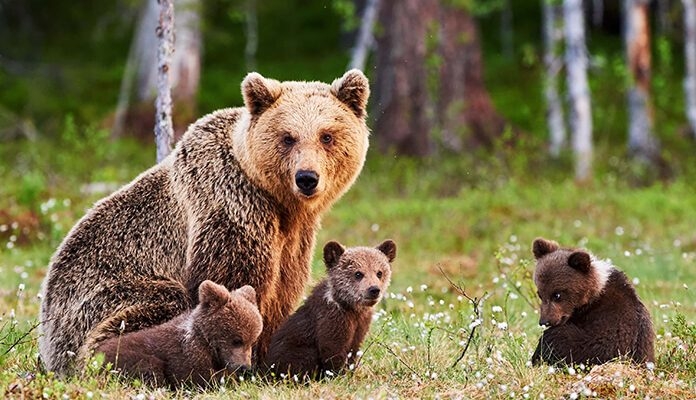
[264,239,396,379]
[96,281,262,388]
[531,237,655,366]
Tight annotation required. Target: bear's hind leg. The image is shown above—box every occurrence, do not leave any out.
[80,277,190,365]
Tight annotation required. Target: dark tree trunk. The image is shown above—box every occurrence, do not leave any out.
[373,0,507,156]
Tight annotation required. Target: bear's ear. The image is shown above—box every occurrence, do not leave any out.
[330,69,370,119]
[323,241,346,270]
[377,239,397,263]
[242,72,282,116]
[568,251,592,274]
[532,237,560,259]
[198,280,230,309]
[236,285,257,306]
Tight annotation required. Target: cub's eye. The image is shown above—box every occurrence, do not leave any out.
[354,272,364,280]
[376,271,383,279]
[552,292,561,301]
[231,338,244,347]
[282,134,296,146]
[320,133,333,145]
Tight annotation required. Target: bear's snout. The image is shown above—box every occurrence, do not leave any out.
[366,286,381,300]
[295,170,319,196]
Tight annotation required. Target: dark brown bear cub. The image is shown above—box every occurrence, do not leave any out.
[264,239,396,379]
[96,281,262,388]
[531,237,655,366]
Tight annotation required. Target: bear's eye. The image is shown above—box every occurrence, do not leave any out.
[231,338,244,347]
[282,134,297,146]
[354,271,364,280]
[552,292,561,301]
[320,133,333,145]
[377,271,383,279]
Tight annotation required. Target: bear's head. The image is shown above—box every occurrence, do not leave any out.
[532,237,613,327]
[323,239,396,308]
[234,70,371,214]
[193,281,263,373]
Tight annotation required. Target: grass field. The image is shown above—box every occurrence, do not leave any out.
[1,136,695,399]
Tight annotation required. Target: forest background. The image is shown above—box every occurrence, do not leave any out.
[0,1,695,399]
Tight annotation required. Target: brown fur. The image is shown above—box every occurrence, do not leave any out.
[96,282,261,388]
[264,240,396,379]
[531,238,655,366]
[38,70,371,375]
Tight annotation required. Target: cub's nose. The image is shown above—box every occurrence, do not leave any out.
[295,170,319,195]
[367,286,381,299]
[539,318,549,327]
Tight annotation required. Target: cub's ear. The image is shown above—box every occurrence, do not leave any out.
[242,72,282,116]
[236,285,257,306]
[532,237,559,259]
[198,280,230,309]
[330,69,370,119]
[568,251,592,274]
[323,241,346,270]
[377,239,397,263]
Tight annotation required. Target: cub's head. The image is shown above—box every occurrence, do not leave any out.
[532,238,613,327]
[236,70,370,212]
[323,239,396,308]
[193,281,263,373]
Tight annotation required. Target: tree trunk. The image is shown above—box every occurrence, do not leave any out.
[373,0,507,156]
[592,0,604,27]
[155,0,175,163]
[500,0,514,59]
[683,0,696,139]
[624,0,660,163]
[245,0,258,71]
[112,0,201,143]
[543,0,567,157]
[564,0,593,181]
[349,0,380,71]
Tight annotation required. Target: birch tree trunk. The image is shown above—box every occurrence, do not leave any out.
[683,0,696,138]
[624,0,660,162]
[349,0,380,71]
[543,0,567,157]
[564,0,593,181]
[112,0,201,143]
[155,0,174,162]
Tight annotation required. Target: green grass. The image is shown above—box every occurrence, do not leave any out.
[1,136,695,399]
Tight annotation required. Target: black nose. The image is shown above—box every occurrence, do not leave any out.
[539,318,549,327]
[367,286,381,299]
[295,170,319,195]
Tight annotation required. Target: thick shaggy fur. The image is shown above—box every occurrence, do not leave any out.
[264,240,396,379]
[531,237,655,366]
[39,70,371,375]
[96,282,262,388]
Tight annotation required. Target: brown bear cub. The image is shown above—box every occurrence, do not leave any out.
[531,237,655,366]
[96,281,262,388]
[264,239,396,379]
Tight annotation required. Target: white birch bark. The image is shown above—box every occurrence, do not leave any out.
[683,0,696,138]
[155,0,174,162]
[543,0,567,157]
[349,0,381,71]
[564,0,593,181]
[624,0,659,162]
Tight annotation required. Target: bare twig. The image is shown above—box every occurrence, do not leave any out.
[2,321,40,356]
[375,339,420,378]
[437,265,485,369]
